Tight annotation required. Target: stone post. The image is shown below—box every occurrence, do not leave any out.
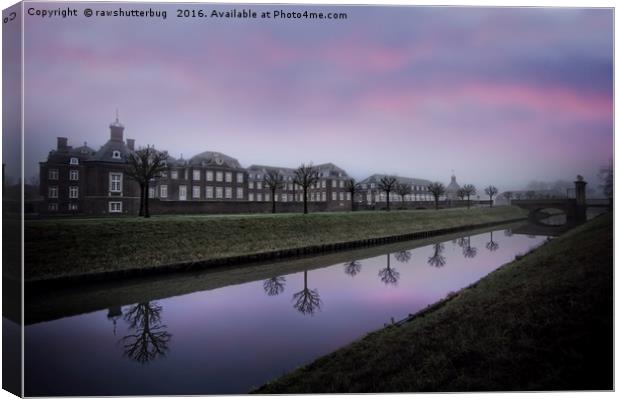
[574,175,587,222]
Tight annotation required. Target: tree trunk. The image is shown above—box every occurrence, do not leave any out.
[144,182,151,218]
[350,195,355,212]
[386,192,390,211]
[138,183,145,216]
[303,187,308,214]
[435,197,439,210]
[272,189,276,214]
[489,195,493,207]
[467,195,470,209]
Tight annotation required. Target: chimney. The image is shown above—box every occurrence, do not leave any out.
[126,139,135,151]
[57,137,68,150]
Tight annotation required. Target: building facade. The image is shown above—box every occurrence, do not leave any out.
[358,174,435,206]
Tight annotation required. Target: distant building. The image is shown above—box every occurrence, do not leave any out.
[445,173,461,200]
[358,174,434,205]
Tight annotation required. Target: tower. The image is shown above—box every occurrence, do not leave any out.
[109,110,124,142]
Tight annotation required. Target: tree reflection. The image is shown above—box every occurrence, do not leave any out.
[343,260,362,277]
[378,254,400,285]
[120,302,171,364]
[460,236,478,259]
[427,243,446,268]
[394,250,412,263]
[292,270,322,316]
[504,229,513,237]
[263,276,286,296]
[486,231,499,252]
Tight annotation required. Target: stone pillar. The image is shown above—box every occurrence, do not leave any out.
[574,176,587,222]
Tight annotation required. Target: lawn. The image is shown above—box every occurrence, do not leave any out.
[253,213,613,392]
[25,206,526,281]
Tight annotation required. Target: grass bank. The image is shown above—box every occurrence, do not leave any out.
[253,213,613,392]
[25,206,525,282]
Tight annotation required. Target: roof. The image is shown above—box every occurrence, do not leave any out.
[88,139,132,163]
[446,175,460,192]
[360,174,432,187]
[188,151,242,169]
[46,143,96,163]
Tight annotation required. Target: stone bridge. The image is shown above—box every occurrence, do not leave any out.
[511,177,609,224]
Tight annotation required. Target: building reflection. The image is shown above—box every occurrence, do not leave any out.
[120,302,172,364]
[292,270,322,316]
[427,243,446,268]
[343,260,362,277]
[378,254,400,286]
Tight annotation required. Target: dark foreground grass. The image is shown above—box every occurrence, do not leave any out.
[25,206,525,281]
[253,213,613,393]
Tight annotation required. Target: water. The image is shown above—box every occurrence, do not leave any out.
[25,227,547,396]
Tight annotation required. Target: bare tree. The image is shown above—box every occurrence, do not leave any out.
[456,188,466,201]
[395,183,412,209]
[120,302,171,364]
[378,254,400,285]
[427,243,446,268]
[126,146,168,218]
[484,185,498,207]
[264,170,285,214]
[427,182,446,210]
[485,231,499,252]
[525,190,536,199]
[378,175,398,211]
[343,260,362,277]
[293,164,319,214]
[263,276,286,296]
[292,270,322,315]
[599,159,613,199]
[394,250,412,263]
[462,184,476,209]
[503,191,513,205]
[344,178,361,211]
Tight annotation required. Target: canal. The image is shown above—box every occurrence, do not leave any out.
[24,224,549,396]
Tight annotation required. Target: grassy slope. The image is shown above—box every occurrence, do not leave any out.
[25,206,525,281]
[254,213,613,393]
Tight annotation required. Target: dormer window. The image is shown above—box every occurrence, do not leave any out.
[112,151,121,159]
[70,157,79,165]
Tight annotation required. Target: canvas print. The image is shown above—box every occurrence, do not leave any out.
[1,1,614,396]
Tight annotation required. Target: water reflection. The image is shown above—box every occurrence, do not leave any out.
[459,236,478,259]
[107,306,122,336]
[394,250,412,263]
[292,270,322,316]
[378,254,400,285]
[263,276,286,296]
[486,232,500,252]
[343,260,362,277]
[427,243,446,268]
[504,229,513,237]
[120,302,172,364]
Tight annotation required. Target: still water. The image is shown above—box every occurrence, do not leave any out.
[25,227,547,396]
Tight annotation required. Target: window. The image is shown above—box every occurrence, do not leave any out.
[331,180,337,188]
[236,187,244,199]
[206,170,214,181]
[171,170,178,180]
[69,169,79,181]
[322,192,326,201]
[225,172,232,183]
[179,185,187,200]
[248,193,254,201]
[339,180,344,188]
[48,186,58,198]
[281,194,288,202]
[160,171,168,178]
[347,192,351,201]
[48,169,59,180]
[339,192,345,201]
[68,203,78,211]
[109,201,122,213]
[215,187,223,199]
[193,185,201,199]
[249,182,254,189]
[216,171,223,182]
[193,170,201,180]
[112,151,121,159]
[70,157,79,165]
[109,173,122,193]
[225,187,232,199]
[332,192,337,201]
[257,193,263,201]
[149,187,155,198]
[236,172,244,183]
[206,186,214,199]
[265,193,270,202]
[48,203,58,211]
[257,181,263,190]
[160,185,168,198]
[69,186,79,199]
[321,180,326,188]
